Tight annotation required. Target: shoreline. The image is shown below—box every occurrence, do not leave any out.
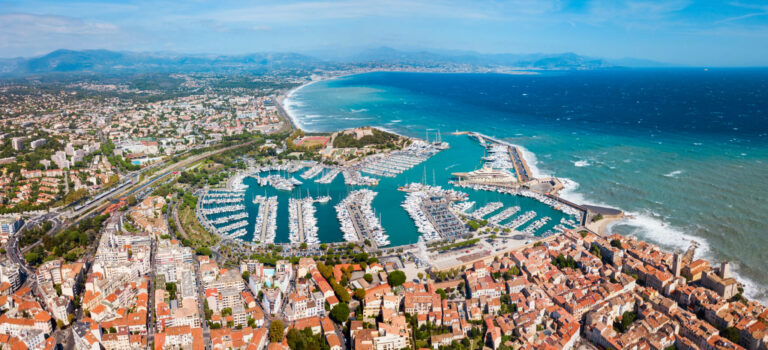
[279,70,542,133]
[280,72,359,131]
[275,71,768,301]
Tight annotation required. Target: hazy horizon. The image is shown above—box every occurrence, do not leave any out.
[1,0,767,67]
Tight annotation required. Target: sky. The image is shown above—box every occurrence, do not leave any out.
[1,0,767,66]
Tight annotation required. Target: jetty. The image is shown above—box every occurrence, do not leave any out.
[315,168,341,184]
[288,197,321,244]
[401,184,468,242]
[488,206,521,224]
[470,202,504,219]
[342,169,378,186]
[253,196,278,244]
[359,140,444,177]
[200,204,245,215]
[300,165,324,179]
[336,189,389,247]
[505,210,536,230]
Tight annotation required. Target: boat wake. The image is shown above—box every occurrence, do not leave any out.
[572,159,591,167]
[663,170,684,178]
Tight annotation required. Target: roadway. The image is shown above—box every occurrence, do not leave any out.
[2,138,259,349]
[68,139,260,226]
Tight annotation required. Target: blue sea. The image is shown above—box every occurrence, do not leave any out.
[284,70,768,301]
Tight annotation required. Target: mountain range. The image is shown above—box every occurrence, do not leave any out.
[0,47,668,76]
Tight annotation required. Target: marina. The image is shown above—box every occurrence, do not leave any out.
[522,216,551,235]
[360,140,445,177]
[470,201,504,219]
[201,196,243,205]
[198,133,581,247]
[483,143,515,169]
[253,174,299,191]
[504,210,537,230]
[288,196,323,244]
[342,169,378,186]
[451,201,475,214]
[401,184,468,242]
[253,195,278,243]
[199,203,245,215]
[314,168,340,184]
[300,164,324,179]
[209,212,248,224]
[335,189,389,247]
[218,220,248,236]
[487,205,520,224]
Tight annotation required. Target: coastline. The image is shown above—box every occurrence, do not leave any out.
[587,215,624,235]
[276,71,767,302]
[280,70,542,132]
[280,73,358,131]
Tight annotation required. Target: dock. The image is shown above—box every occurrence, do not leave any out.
[254,196,278,243]
[288,197,320,244]
[508,145,533,183]
[346,201,372,246]
[336,189,389,247]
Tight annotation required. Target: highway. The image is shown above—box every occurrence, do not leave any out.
[1,137,262,349]
[69,139,258,224]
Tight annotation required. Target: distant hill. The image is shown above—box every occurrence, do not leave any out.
[338,47,621,69]
[0,48,668,76]
[0,49,324,76]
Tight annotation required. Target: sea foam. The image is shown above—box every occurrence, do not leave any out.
[573,160,591,167]
[663,170,684,178]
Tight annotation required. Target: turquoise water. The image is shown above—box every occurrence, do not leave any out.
[283,70,768,301]
[228,134,575,247]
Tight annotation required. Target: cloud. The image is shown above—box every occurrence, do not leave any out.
[715,2,768,24]
[716,11,768,23]
[187,0,505,24]
[0,13,122,56]
[0,13,117,35]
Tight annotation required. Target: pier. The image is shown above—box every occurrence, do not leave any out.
[336,189,389,247]
[300,165,324,179]
[315,168,340,184]
[488,206,520,224]
[199,203,245,215]
[508,145,533,183]
[288,197,320,244]
[359,140,443,177]
[470,202,504,219]
[342,169,378,186]
[253,196,278,244]
[505,210,536,230]
[401,184,468,242]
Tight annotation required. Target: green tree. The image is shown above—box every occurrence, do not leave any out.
[387,270,406,287]
[242,271,250,281]
[269,320,285,342]
[436,288,447,300]
[332,282,350,303]
[195,247,212,256]
[613,311,637,333]
[330,303,350,324]
[354,288,366,301]
[24,252,40,265]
